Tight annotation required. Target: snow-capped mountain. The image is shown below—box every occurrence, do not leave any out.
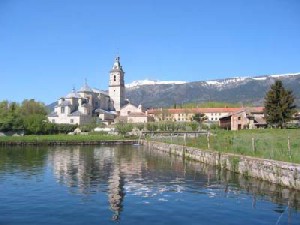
[126,79,186,88]
[126,73,300,90]
[126,73,300,108]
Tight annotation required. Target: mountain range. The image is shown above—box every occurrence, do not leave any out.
[125,73,300,108]
[47,73,300,111]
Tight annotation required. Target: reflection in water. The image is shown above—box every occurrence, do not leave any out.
[108,163,124,221]
[47,146,146,221]
[46,145,300,222]
[1,145,300,224]
[0,146,47,176]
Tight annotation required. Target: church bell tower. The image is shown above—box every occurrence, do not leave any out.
[109,56,125,112]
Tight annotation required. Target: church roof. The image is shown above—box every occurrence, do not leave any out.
[48,112,58,117]
[78,80,93,93]
[81,103,89,108]
[95,108,117,115]
[110,56,124,73]
[58,101,72,107]
[69,111,82,116]
[92,88,109,96]
[66,88,81,98]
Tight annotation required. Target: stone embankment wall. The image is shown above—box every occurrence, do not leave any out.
[143,140,300,190]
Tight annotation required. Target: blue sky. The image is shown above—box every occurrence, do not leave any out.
[0,0,299,104]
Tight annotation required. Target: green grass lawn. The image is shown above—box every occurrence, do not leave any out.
[151,129,300,164]
[0,133,136,143]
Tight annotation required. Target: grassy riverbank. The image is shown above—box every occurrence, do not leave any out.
[151,129,300,164]
[0,133,137,144]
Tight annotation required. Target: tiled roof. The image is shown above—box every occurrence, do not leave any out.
[66,92,81,98]
[128,112,147,117]
[58,101,72,107]
[254,117,267,125]
[147,107,264,114]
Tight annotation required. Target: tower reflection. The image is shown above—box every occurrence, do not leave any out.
[47,145,300,222]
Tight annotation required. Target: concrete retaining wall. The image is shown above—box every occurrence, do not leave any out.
[143,140,300,190]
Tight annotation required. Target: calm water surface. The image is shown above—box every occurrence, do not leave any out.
[0,145,299,225]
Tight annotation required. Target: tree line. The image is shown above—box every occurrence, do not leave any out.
[0,99,76,134]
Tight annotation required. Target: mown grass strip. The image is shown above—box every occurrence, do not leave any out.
[0,134,137,144]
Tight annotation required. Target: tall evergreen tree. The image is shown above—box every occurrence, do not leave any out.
[264,80,296,128]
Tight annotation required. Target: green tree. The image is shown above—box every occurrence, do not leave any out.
[19,99,48,116]
[192,113,207,123]
[115,122,133,136]
[80,118,97,132]
[192,113,207,130]
[146,122,158,131]
[22,114,46,134]
[19,100,48,134]
[188,121,199,131]
[264,80,297,128]
[134,123,145,131]
[0,101,23,131]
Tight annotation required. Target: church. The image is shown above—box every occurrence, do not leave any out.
[48,57,150,125]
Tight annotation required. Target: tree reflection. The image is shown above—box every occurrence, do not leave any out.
[0,146,47,177]
[48,144,300,219]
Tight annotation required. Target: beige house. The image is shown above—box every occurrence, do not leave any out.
[219,107,266,130]
[119,103,152,123]
[147,107,244,122]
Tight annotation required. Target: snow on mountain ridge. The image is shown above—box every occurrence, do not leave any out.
[205,77,248,86]
[126,73,300,89]
[126,79,187,88]
[203,72,300,87]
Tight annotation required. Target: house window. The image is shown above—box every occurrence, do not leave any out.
[70,119,74,123]
[52,119,55,123]
[114,75,116,81]
[61,107,65,114]
[238,117,241,120]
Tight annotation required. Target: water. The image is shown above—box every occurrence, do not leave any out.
[0,145,299,225]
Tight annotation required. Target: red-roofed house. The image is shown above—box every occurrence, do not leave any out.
[147,107,266,130]
[147,107,244,122]
[219,107,266,130]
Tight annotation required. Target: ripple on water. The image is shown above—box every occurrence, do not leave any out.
[0,145,299,225]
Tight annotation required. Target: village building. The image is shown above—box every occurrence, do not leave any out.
[147,107,266,130]
[48,57,149,125]
[219,107,267,130]
[118,103,153,123]
[147,107,245,122]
